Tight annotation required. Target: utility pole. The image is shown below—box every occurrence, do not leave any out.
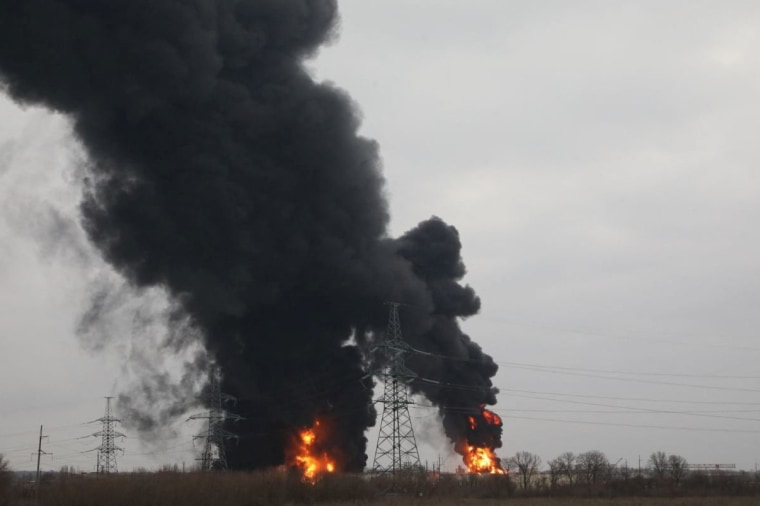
[372,302,421,479]
[32,425,50,504]
[90,397,125,474]
[188,366,242,470]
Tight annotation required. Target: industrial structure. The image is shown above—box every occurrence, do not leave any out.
[371,302,421,475]
[189,366,242,470]
[91,397,125,474]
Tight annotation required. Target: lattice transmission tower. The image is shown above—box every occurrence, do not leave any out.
[92,397,125,474]
[189,366,242,470]
[372,302,421,474]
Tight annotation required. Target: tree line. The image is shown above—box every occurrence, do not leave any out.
[504,450,748,494]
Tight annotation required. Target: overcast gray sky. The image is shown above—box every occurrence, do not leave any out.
[2,1,760,473]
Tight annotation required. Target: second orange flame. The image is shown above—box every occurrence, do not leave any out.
[293,420,336,483]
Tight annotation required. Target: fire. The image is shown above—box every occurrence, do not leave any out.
[465,445,506,474]
[464,406,506,475]
[291,420,336,483]
[482,409,501,426]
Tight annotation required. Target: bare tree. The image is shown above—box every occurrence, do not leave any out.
[508,451,542,490]
[547,458,562,488]
[576,450,609,486]
[555,451,577,485]
[668,454,688,485]
[649,451,668,480]
[615,461,632,481]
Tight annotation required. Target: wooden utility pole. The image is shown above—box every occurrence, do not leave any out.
[35,425,43,484]
[33,425,50,505]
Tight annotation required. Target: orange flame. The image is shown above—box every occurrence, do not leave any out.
[482,409,501,426]
[465,445,506,474]
[464,407,506,475]
[292,420,336,483]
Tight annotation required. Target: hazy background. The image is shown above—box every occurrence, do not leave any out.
[2,0,760,472]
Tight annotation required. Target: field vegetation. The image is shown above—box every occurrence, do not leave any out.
[1,452,759,506]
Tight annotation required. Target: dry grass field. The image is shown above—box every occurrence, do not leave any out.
[460,500,759,506]
[375,501,760,506]
[1,469,758,506]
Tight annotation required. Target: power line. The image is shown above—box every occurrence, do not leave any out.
[405,369,760,426]
[124,442,196,457]
[496,387,760,406]
[475,316,760,352]
[498,392,760,424]
[0,422,90,439]
[497,365,760,393]
[1,435,90,455]
[409,351,760,395]
[495,361,760,380]
[409,403,760,416]
[503,414,760,434]
[406,344,760,385]
[402,397,760,434]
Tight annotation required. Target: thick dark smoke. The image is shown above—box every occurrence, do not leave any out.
[0,0,500,470]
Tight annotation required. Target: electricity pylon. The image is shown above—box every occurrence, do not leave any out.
[372,302,421,475]
[92,397,125,474]
[189,366,242,470]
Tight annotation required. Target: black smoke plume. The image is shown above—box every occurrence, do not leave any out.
[0,0,500,470]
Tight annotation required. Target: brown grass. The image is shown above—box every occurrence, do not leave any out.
[0,470,755,506]
[465,500,758,506]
